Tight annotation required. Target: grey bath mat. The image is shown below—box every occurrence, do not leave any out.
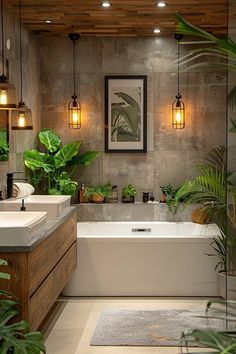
[91,309,225,347]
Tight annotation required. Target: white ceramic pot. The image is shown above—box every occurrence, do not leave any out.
[217,272,236,300]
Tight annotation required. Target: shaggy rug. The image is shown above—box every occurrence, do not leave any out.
[90,309,225,347]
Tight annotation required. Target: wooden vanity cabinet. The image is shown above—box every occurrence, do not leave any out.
[0,210,77,330]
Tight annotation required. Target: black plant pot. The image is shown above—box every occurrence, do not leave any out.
[122,196,135,203]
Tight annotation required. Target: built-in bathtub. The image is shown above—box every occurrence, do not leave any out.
[62,222,220,297]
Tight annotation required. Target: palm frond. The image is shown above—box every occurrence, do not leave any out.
[175,13,236,59]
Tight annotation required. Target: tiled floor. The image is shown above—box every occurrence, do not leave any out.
[42,297,213,354]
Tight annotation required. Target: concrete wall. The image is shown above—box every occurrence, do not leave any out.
[40,36,226,202]
[0,10,41,196]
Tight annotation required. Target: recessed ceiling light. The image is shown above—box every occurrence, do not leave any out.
[101,2,111,7]
[156,1,167,7]
[45,20,52,23]
[153,28,161,34]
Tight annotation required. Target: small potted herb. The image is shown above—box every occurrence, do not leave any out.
[122,184,136,203]
[84,182,112,203]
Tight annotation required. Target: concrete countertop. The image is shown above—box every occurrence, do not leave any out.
[0,207,76,253]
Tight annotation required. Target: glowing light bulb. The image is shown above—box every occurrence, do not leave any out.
[72,110,79,124]
[18,113,26,127]
[175,110,182,123]
[0,90,7,104]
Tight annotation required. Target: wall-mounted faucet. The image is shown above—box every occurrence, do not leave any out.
[6,172,28,199]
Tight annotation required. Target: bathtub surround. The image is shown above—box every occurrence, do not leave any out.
[40,36,226,202]
[76,202,195,221]
[63,221,219,297]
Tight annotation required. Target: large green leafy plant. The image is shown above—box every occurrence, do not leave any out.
[174,14,236,353]
[174,146,236,275]
[0,259,45,353]
[23,129,99,195]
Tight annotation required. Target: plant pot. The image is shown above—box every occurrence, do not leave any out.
[191,207,209,224]
[217,272,236,300]
[122,195,135,203]
[91,193,104,203]
[159,193,166,203]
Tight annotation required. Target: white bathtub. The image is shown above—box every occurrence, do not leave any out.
[63,222,220,297]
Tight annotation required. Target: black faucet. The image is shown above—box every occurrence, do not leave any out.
[6,172,28,199]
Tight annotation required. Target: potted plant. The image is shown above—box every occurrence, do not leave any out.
[24,128,99,196]
[122,184,136,203]
[84,182,112,203]
[159,184,189,214]
[174,146,236,299]
[0,259,45,353]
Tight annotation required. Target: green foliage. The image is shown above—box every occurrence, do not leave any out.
[180,300,236,354]
[24,128,99,196]
[84,181,112,199]
[0,129,9,162]
[0,260,45,353]
[122,184,137,198]
[160,184,189,214]
[174,146,236,274]
[175,13,236,73]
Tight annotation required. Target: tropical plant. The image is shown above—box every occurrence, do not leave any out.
[84,181,112,200]
[0,259,45,353]
[23,128,99,196]
[174,146,236,275]
[180,300,236,354]
[0,129,9,162]
[122,184,137,198]
[174,13,236,353]
[160,184,190,213]
[111,92,141,142]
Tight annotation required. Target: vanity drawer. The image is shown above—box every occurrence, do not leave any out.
[29,272,54,331]
[29,212,76,295]
[29,242,76,330]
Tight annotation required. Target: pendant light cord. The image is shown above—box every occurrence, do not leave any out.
[177,39,180,96]
[19,0,23,102]
[1,0,5,76]
[73,39,76,97]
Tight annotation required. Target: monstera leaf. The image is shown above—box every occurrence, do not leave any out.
[54,142,81,168]
[70,151,99,167]
[39,128,61,153]
[24,150,54,173]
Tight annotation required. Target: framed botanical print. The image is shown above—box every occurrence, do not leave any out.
[105,75,147,153]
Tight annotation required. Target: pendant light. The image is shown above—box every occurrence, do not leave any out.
[0,0,16,108]
[172,33,185,129]
[11,0,33,130]
[68,33,81,129]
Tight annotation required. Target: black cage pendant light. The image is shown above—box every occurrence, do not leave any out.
[172,33,185,130]
[68,33,81,129]
[0,0,16,108]
[12,0,33,130]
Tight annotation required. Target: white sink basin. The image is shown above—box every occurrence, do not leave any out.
[0,195,71,219]
[0,211,47,246]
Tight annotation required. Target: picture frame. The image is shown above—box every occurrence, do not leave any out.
[105,75,147,153]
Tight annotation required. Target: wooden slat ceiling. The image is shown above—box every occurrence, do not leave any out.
[5,0,228,37]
